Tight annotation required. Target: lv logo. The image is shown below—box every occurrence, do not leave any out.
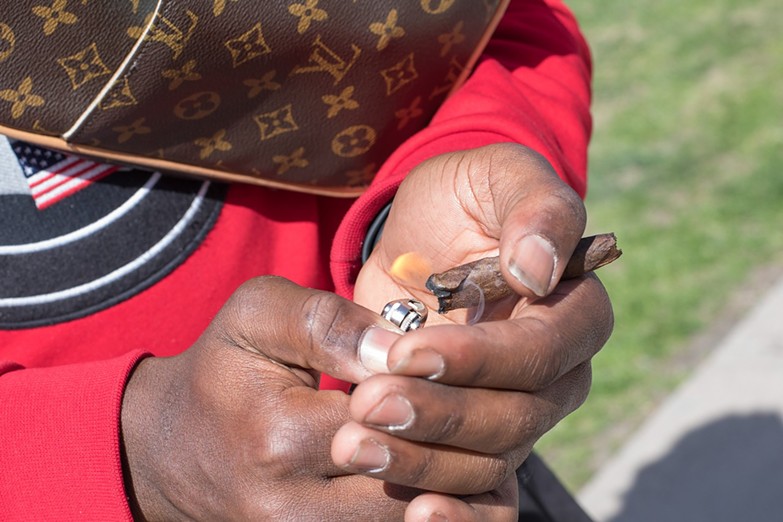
[291,35,361,86]
[128,10,199,60]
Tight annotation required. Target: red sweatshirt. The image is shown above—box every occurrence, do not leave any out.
[0,1,591,518]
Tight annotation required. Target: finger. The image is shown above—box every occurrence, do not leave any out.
[265,386,355,478]
[316,475,418,520]
[332,422,511,495]
[347,363,591,454]
[482,143,587,297]
[268,471,415,520]
[387,275,612,390]
[206,276,404,383]
[405,474,519,522]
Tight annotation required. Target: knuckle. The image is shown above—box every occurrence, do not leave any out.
[254,415,314,478]
[428,410,466,444]
[299,291,349,353]
[463,354,492,385]
[492,398,546,453]
[536,345,569,389]
[403,450,437,486]
[215,276,289,352]
[227,276,286,321]
[477,457,511,492]
[466,325,500,380]
[554,188,587,229]
[486,142,539,170]
[236,274,282,298]
[516,320,567,390]
[508,408,543,450]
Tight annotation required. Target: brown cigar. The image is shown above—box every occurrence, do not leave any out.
[425,233,622,313]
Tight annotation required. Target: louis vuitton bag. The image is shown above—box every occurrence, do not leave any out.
[0,0,508,196]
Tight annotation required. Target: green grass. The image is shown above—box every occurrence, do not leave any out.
[534,0,783,489]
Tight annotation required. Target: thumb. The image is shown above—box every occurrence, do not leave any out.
[206,276,403,384]
[488,144,587,298]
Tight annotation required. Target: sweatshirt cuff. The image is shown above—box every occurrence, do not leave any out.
[0,350,149,520]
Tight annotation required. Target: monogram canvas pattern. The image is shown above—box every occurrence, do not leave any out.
[0,0,507,195]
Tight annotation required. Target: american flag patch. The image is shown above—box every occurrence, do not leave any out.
[11,140,118,210]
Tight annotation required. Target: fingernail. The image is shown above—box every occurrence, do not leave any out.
[359,327,401,374]
[426,513,449,522]
[390,349,445,379]
[365,394,415,430]
[509,234,556,296]
[348,438,391,473]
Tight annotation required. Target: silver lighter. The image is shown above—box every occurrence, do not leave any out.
[381,298,428,332]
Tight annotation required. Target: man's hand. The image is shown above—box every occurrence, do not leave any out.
[340,144,614,518]
[121,277,518,521]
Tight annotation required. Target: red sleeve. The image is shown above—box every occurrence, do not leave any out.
[329,0,593,300]
[0,351,147,520]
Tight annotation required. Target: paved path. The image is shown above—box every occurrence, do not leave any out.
[577,275,783,521]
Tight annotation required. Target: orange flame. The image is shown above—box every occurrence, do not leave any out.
[388,252,432,290]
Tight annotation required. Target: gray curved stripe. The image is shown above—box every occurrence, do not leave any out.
[0,180,210,307]
[0,172,161,254]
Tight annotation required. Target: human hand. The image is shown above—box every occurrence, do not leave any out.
[120,276,518,521]
[341,143,614,517]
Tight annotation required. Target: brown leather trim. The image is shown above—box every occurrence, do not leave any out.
[1,124,364,197]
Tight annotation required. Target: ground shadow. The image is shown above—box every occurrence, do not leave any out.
[609,413,783,522]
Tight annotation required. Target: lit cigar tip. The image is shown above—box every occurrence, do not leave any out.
[389,252,433,288]
[427,233,622,314]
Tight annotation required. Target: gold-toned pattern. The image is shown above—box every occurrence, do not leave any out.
[0,77,45,120]
[254,104,299,142]
[0,23,15,63]
[420,0,456,15]
[273,147,309,175]
[57,43,111,90]
[112,117,150,144]
[322,86,359,119]
[1,2,154,131]
[162,59,201,90]
[288,0,328,35]
[291,35,361,86]
[174,92,221,120]
[438,21,465,57]
[32,0,78,36]
[225,23,272,68]
[332,125,376,158]
[429,56,464,100]
[127,10,198,61]
[346,162,377,187]
[32,120,59,136]
[194,129,232,159]
[369,9,405,51]
[395,96,423,130]
[381,53,418,96]
[244,70,281,99]
[212,0,238,17]
[100,77,138,110]
[1,0,507,194]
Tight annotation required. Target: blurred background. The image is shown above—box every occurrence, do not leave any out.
[534,0,783,519]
